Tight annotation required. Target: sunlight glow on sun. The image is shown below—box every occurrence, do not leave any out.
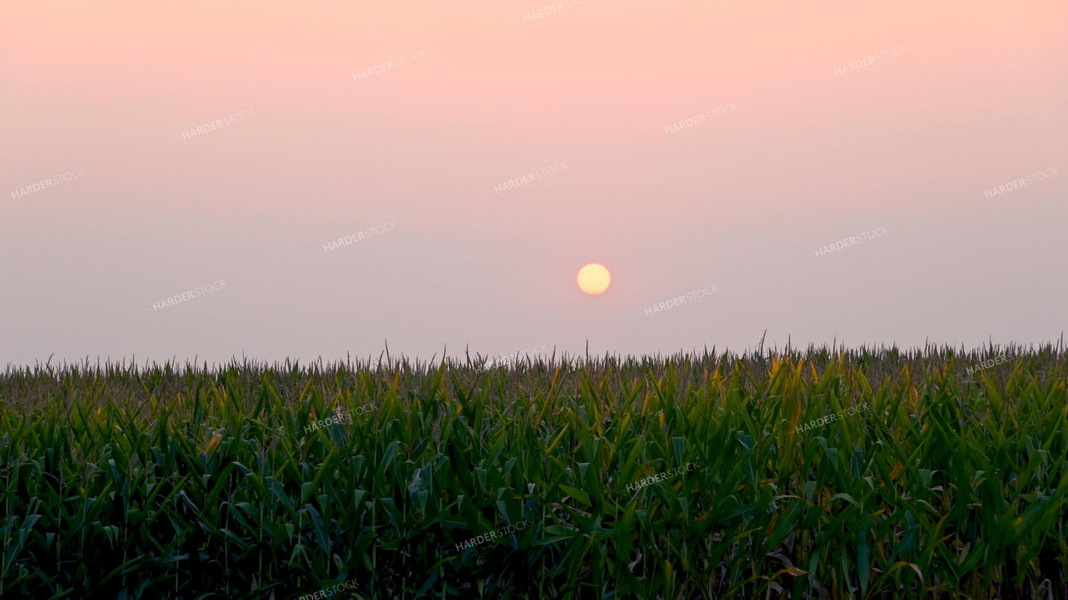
[577,263,611,295]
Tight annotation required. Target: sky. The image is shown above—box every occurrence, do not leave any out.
[2,0,1067,366]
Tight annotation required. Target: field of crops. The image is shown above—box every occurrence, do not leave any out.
[2,345,1067,599]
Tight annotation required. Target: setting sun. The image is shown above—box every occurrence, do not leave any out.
[576,263,611,295]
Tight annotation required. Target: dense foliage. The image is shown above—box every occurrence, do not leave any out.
[1,344,1066,599]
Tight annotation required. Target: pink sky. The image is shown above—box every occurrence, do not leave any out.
[2,0,1066,365]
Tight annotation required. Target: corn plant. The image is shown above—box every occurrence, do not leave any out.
[0,344,1066,599]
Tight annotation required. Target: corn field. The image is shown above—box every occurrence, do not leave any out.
[1,344,1067,599]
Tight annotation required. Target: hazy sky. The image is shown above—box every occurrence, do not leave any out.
[2,0,1066,366]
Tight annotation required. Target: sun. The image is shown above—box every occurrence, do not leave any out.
[577,263,611,295]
